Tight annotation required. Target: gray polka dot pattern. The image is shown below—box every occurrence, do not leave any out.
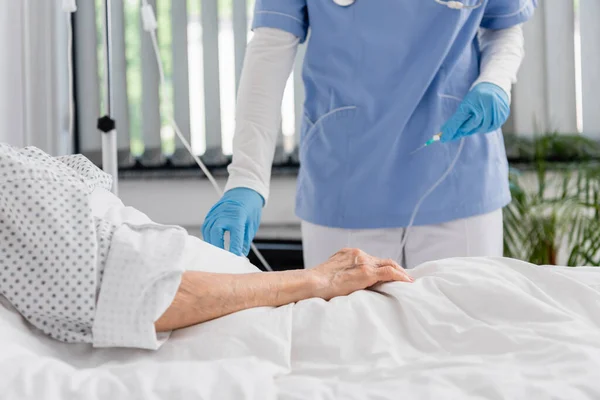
[1,144,187,350]
[57,155,112,192]
[0,145,113,344]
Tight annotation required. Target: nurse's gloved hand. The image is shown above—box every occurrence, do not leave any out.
[440,82,510,143]
[202,187,264,256]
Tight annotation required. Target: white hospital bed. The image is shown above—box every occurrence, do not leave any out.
[2,257,600,399]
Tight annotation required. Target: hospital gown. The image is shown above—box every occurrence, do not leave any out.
[0,144,186,349]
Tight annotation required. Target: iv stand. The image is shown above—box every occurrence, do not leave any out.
[98,0,119,195]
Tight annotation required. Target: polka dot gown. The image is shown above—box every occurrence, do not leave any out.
[0,145,186,349]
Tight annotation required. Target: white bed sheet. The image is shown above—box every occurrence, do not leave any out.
[2,256,600,399]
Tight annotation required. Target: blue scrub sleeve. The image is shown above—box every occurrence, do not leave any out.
[252,0,309,43]
[481,0,537,30]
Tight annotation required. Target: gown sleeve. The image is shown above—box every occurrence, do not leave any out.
[0,145,186,349]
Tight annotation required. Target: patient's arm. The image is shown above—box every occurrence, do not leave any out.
[0,144,411,349]
[156,248,413,332]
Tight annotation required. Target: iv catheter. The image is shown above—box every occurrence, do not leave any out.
[411,132,442,154]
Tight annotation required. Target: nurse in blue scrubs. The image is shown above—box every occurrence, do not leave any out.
[202,0,537,268]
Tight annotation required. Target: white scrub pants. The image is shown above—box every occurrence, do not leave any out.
[301,209,503,269]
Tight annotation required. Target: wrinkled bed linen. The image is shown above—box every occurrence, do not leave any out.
[3,253,600,399]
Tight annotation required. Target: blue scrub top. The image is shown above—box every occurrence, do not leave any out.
[253,0,537,229]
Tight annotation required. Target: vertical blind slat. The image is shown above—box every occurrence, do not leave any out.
[54,5,72,155]
[111,0,133,166]
[293,42,306,152]
[275,79,288,163]
[232,0,247,93]
[74,0,101,163]
[201,0,223,161]
[171,0,194,164]
[25,1,54,154]
[139,0,163,165]
[543,0,577,133]
[511,7,547,136]
[580,0,600,138]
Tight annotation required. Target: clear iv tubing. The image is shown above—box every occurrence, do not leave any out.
[399,138,465,251]
[140,1,273,272]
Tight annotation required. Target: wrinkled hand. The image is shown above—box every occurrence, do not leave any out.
[440,82,510,143]
[310,248,413,300]
[202,187,264,256]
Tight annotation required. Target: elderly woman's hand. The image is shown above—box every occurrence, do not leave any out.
[310,248,413,301]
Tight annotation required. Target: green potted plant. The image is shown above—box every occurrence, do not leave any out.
[503,134,600,266]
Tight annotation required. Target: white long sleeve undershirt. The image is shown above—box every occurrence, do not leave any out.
[224,28,300,202]
[225,25,525,203]
[473,25,525,101]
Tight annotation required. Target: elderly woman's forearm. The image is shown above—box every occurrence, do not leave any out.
[154,270,320,332]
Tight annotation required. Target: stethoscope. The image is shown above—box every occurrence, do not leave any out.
[333,0,484,9]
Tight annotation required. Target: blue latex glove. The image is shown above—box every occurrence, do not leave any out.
[202,187,264,256]
[440,82,510,143]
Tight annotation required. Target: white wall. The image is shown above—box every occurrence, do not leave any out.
[118,176,300,239]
